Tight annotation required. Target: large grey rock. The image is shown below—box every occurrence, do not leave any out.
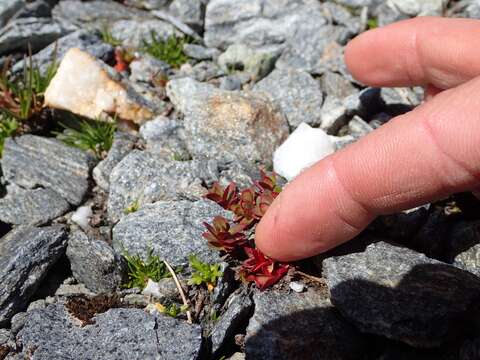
[107,150,218,222]
[166,77,289,165]
[93,132,137,191]
[211,291,253,358]
[14,304,202,359]
[0,226,67,326]
[168,0,205,31]
[0,0,24,28]
[53,0,146,28]
[2,135,96,206]
[113,200,230,267]
[254,68,323,128]
[12,30,114,75]
[66,230,125,294]
[0,188,70,226]
[111,18,180,49]
[323,241,480,347]
[320,71,358,99]
[0,17,73,55]
[245,288,365,359]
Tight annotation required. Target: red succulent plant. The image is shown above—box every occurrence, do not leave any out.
[204,182,238,210]
[202,216,247,252]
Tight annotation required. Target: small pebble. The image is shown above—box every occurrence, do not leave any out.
[289,281,305,293]
[71,205,92,231]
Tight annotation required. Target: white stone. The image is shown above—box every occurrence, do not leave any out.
[289,281,305,293]
[142,279,162,297]
[71,205,92,231]
[45,48,154,124]
[273,123,335,181]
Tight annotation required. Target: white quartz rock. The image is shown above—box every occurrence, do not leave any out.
[45,48,154,124]
[71,205,92,231]
[273,123,335,181]
[142,279,162,298]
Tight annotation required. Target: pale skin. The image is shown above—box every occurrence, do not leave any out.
[255,17,480,261]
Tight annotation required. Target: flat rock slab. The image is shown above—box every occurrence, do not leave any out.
[0,188,70,226]
[113,199,230,267]
[2,135,95,206]
[166,77,288,165]
[0,226,67,326]
[14,304,202,360]
[245,288,365,360]
[323,241,480,347]
[67,230,125,294]
[254,68,323,128]
[107,150,218,222]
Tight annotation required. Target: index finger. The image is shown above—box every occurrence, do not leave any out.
[345,17,480,89]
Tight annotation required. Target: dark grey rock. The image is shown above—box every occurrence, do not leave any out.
[0,188,69,226]
[52,0,146,28]
[447,220,480,263]
[129,55,170,84]
[166,77,289,165]
[168,0,205,31]
[11,0,51,20]
[348,115,374,138]
[320,95,348,134]
[254,68,323,128]
[0,225,67,326]
[0,0,24,28]
[66,230,125,293]
[93,132,137,191]
[113,199,230,267]
[12,30,114,75]
[190,60,224,82]
[320,71,358,99]
[183,44,220,61]
[14,304,202,359]
[321,2,362,36]
[219,75,243,91]
[245,288,365,359]
[0,17,74,55]
[211,291,253,358]
[107,150,218,222]
[379,87,420,116]
[343,87,383,118]
[2,135,96,206]
[323,241,480,347]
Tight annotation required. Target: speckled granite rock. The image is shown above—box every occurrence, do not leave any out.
[0,0,24,28]
[111,18,180,48]
[0,188,70,226]
[66,230,125,293]
[14,304,202,360]
[2,135,95,206]
[246,288,365,359]
[113,200,230,267]
[323,241,480,347]
[254,68,323,128]
[0,226,67,326]
[166,77,289,165]
[107,150,218,222]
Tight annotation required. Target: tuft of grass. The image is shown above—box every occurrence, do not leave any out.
[0,116,18,156]
[367,18,378,29]
[188,255,222,291]
[55,119,116,158]
[100,24,122,47]
[156,303,189,318]
[122,248,172,289]
[142,32,191,68]
[124,199,140,214]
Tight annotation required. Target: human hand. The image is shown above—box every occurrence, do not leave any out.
[255,17,480,261]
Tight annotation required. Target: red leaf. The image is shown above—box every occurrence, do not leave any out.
[240,247,289,290]
[202,216,247,252]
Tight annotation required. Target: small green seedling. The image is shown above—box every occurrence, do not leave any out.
[100,24,122,47]
[0,116,18,156]
[188,255,222,292]
[124,199,140,214]
[157,303,189,318]
[142,32,191,68]
[367,18,378,29]
[122,249,171,289]
[56,119,116,158]
[210,309,220,322]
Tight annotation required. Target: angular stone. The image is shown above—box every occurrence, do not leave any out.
[166,77,289,165]
[66,230,125,293]
[320,2,362,36]
[320,95,348,134]
[323,241,480,347]
[245,288,365,359]
[168,0,205,31]
[0,226,67,326]
[0,188,70,226]
[2,135,95,206]
[0,17,73,55]
[0,0,24,28]
[15,304,202,359]
[93,132,137,191]
[348,115,374,138]
[129,55,169,84]
[45,48,156,124]
[211,291,253,358]
[108,150,218,222]
[183,44,220,61]
[389,0,447,16]
[254,68,323,128]
[111,18,180,49]
[52,0,146,28]
[10,0,51,20]
[12,30,114,75]
[320,71,358,99]
[113,200,230,267]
